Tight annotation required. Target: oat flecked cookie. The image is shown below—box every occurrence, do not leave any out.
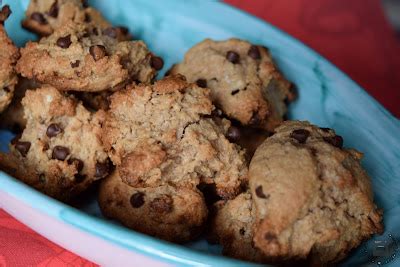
[102,75,248,200]
[17,22,162,92]
[249,121,383,265]
[170,38,295,131]
[22,0,131,41]
[0,86,110,202]
[99,171,208,243]
[0,5,20,113]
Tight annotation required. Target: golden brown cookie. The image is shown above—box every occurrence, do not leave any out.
[170,38,295,131]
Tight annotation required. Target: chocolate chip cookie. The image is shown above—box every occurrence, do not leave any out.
[98,171,208,243]
[0,86,110,202]
[249,121,383,265]
[0,5,19,113]
[22,0,131,41]
[102,75,248,200]
[17,22,161,92]
[169,39,295,131]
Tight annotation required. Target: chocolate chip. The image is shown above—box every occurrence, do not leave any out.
[320,127,331,132]
[0,5,11,24]
[3,86,10,93]
[31,12,47,25]
[118,26,129,34]
[74,174,86,183]
[249,113,261,126]
[150,56,164,70]
[92,28,99,35]
[84,13,91,22]
[324,135,343,148]
[196,79,207,88]
[130,192,145,208]
[255,185,269,199]
[290,129,310,144]
[82,0,89,8]
[264,232,277,241]
[15,141,31,157]
[103,27,117,38]
[52,146,70,161]
[211,108,223,117]
[68,158,84,172]
[89,45,107,61]
[227,126,241,142]
[70,60,80,68]
[11,134,21,145]
[226,51,240,64]
[231,89,240,95]
[48,1,58,17]
[150,195,173,214]
[56,35,72,49]
[95,160,110,178]
[239,228,245,235]
[248,45,261,60]
[46,123,62,137]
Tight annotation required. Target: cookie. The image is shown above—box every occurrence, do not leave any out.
[102,75,248,200]
[0,5,19,113]
[210,191,268,263]
[98,171,208,243]
[0,77,40,132]
[0,86,110,202]
[17,22,160,92]
[22,0,131,41]
[169,38,295,131]
[249,121,383,265]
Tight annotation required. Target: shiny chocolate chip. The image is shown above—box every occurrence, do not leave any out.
[196,79,207,88]
[150,56,164,70]
[130,192,145,208]
[248,45,261,59]
[52,146,70,161]
[95,160,110,178]
[15,141,31,157]
[46,123,62,137]
[324,135,343,148]
[56,35,72,49]
[255,185,269,199]
[48,1,58,17]
[226,51,240,64]
[227,126,241,142]
[31,12,47,25]
[290,129,310,144]
[89,45,107,61]
[70,60,80,68]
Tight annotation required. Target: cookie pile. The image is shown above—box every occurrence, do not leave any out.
[0,1,383,265]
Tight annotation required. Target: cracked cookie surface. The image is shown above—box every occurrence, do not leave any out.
[0,5,19,113]
[170,38,295,131]
[102,75,248,199]
[17,22,160,92]
[0,86,110,202]
[249,120,383,265]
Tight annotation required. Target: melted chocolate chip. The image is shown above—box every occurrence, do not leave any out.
[46,123,62,137]
[150,195,173,214]
[89,45,107,61]
[52,146,70,161]
[95,160,110,178]
[290,129,310,144]
[70,60,80,68]
[48,1,58,17]
[15,141,31,157]
[227,126,241,142]
[324,135,343,148]
[150,56,164,70]
[264,232,277,241]
[130,192,145,208]
[248,45,261,59]
[31,12,47,25]
[68,158,84,172]
[255,185,269,199]
[56,35,72,49]
[103,27,117,38]
[196,79,207,88]
[226,51,240,64]
[231,89,240,95]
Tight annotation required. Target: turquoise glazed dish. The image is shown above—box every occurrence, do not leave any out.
[1,0,399,266]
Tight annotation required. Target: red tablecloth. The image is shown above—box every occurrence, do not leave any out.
[1,1,399,266]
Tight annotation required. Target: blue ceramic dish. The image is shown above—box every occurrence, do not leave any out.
[1,0,399,266]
